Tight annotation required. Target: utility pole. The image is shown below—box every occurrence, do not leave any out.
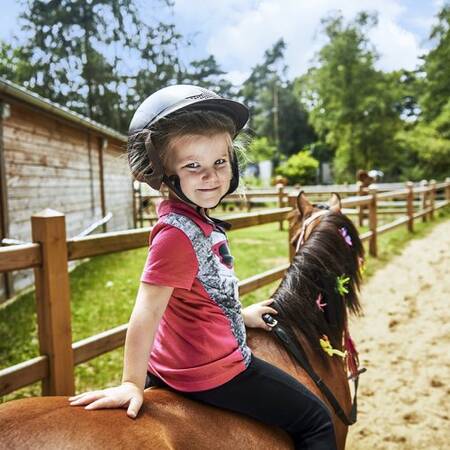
[273,78,280,163]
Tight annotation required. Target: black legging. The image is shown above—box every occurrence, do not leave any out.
[145,354,337,450]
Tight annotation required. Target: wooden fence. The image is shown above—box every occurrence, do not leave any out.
[135,179,450,226]
[1,180,449,398]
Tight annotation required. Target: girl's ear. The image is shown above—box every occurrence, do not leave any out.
[296,191,314,220]
[328,193,341,212]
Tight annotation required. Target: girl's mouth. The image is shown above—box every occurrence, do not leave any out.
[198,187,219,192]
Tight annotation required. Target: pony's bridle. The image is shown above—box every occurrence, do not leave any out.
[295,206,331,252]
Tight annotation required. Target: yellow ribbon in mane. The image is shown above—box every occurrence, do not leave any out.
[320,335,346,358]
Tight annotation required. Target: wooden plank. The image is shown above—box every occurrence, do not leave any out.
[413,207,433,220]
[224,208,291,230]
[238,264,289,296]
[32,209,74,395]
[0,100,14,298]
[99,138,107,233]
[376,189,408,200]
[0,355,48,396]
[341,195,372,208]
[68,227,151,259]
[360,230,373,242]
[376,216,410,235]
[73,324,128,365]
[0,243,41,272]
[435,199,449,210]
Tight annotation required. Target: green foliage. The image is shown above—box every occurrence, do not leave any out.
[432,97,450,139]
[395,122,450,180]
[0,42,34,85]
[275,151,319,184]
[242,175,263,188]
[0,0,235,133]
[247,137,276,163]
[240,39,316,159]
[297,12,403,181]
[419,5,450,123]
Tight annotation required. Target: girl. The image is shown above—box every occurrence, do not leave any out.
[69,84,336,450]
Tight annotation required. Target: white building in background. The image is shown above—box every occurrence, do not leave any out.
[258,160,273,186]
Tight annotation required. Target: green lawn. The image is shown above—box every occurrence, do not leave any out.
[1,206,449,402]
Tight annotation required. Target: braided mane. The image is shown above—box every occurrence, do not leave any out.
[272,210,364,365]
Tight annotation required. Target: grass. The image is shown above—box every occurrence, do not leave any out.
[1,206,449,402]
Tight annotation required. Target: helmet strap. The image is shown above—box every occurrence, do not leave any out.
[163,173,234,211]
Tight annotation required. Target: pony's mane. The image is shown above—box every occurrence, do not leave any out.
[272,210,364,365]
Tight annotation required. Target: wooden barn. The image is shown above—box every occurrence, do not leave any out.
[0,78,134,302]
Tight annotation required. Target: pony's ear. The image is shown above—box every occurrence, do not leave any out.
[297,191,314,219]
[328,193,342,213]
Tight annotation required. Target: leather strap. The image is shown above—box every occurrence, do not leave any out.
[269,322,365,426]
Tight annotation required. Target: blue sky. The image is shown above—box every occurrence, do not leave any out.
[0,0,446,85]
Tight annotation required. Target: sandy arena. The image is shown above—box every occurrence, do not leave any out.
[346,219,450,450]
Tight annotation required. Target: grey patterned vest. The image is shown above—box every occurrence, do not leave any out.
[161,212,252,368]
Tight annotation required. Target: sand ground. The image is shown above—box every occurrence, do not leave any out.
[346,220,450,450]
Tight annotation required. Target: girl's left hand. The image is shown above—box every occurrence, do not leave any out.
[242,299,278,331]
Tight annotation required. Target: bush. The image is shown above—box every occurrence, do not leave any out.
[275,150,319,184]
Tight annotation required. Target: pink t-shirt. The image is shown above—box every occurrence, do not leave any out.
[140,199,251,392]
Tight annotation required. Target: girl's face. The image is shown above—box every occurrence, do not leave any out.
[167,132,233,209]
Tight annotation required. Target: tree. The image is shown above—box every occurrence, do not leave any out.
[393,4,450,181]
[247,137,276,163]
[298,12,403,181]
[240,39,315,161]
[419,4,450,123]
[1,0,184,131]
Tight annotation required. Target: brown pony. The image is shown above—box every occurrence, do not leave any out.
[0,192,364,450]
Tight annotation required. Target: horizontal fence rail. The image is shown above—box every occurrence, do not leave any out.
[1,179,449,397]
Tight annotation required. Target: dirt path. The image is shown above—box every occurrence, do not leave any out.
[346,219,450,449]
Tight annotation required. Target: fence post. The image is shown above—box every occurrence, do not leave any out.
[368,187,378,257]
[420,179,428,223]
[406,181,414,233]
[31,209,75,396]
[357,181,364,227]
[288,195,297,262]
[429,179,436,220]
[246,193,252,212]
[277,184,284,230]
[445,177,450,202]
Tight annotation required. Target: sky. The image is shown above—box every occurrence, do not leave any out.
[0,0,446,86]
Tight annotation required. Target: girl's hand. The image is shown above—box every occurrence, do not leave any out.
[68,381,143,419]
[242,299,278,331]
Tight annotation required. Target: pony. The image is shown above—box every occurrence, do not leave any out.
[0,192,364,449]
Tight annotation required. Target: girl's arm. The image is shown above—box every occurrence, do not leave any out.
[121,282,173,389]
[69,281,173,418]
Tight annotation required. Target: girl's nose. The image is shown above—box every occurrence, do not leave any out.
[201,167,218,181]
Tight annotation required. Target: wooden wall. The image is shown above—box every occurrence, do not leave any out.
[0,98,132,301]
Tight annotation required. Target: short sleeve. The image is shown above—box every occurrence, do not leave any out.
[140,225,198,290]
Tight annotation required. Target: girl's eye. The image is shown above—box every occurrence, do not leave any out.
[215,159,227,165]
[185,162,200,169]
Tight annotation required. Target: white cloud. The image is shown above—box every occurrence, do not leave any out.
[225,69,251,85]
[173,0,438,82]
[369,18,427,71]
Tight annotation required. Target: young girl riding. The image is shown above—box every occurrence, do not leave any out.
[69,84,337,450]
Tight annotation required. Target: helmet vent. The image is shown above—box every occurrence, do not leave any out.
[185,90,217,101]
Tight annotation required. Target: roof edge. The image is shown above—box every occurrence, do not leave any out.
[0,77,126,143]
